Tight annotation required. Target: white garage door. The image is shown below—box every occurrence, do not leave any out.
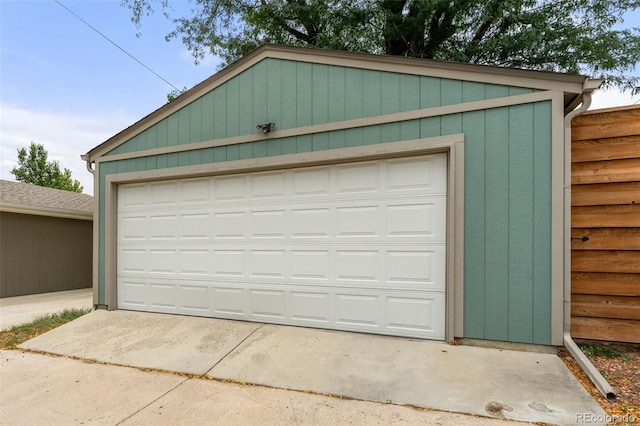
[117,153,447,339]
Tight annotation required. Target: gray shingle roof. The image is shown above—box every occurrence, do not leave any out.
[0,180,93,218]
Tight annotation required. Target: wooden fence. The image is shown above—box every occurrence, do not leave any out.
[571,104,640,343]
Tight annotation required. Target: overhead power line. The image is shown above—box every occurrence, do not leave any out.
[54,0,180,91]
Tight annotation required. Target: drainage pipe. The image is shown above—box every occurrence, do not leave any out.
[81,154,95,176]
[563,86,616,402]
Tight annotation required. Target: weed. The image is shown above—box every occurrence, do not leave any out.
[579,343,631,362]
[0,308,91,349]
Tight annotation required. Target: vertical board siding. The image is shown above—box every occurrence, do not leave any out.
[296,62,313,126]
[532,102,552,344]
[463,102,553,344]
[0,213,92,297]
[462,109,487,339]
[105,59,528,157]
[483,108,509,341]
[507,103,535,343]
[571,106,640,343]
[96,60,553,345]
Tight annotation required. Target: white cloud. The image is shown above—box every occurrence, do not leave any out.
[0,104,134,195]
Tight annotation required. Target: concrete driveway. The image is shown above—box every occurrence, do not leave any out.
[12,310,606,425]
[1,350,510,426]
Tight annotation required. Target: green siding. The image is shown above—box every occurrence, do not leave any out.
[105,59,533,158]
[96,58,553,344]
[483,108,509,341]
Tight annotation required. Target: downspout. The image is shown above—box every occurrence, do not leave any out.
[562,81,616,402]
[81,154,95,176]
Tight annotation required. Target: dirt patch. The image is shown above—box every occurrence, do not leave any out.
[558,340,639,423]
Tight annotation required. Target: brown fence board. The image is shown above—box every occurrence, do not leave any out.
[571,317,640,343]
[572,108,640,140]
[572,294,640,320]
[572,204,640,228]
[572,136,640,162]
[572,106,640,126]
[571,158,640,184]
[570,228,640,250]
[572,272,640,296]
[572,250,640,273]
[572,182,640,206]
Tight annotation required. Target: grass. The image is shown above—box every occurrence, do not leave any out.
[0,308,91,350]
[579,342,632,363]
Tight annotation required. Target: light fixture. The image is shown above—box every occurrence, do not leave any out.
[256,122,275,133]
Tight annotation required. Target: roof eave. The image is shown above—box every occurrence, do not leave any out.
[0,203,93,221]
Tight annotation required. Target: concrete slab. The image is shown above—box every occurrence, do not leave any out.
[123,375,515,426]
[0,288,92,330]
[17,310,606,425]
[19,310,261,374]
[1,350,515,426]
[0,350,184,425]
[208,325,607,425]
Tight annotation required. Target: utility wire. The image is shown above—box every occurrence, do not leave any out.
[54,0,180,91]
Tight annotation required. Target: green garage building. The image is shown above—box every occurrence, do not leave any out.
[84,44,600,346]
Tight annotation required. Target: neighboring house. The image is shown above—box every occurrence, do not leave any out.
[0,180,93,297]
[571,105,640,343]
[83,44,601,346]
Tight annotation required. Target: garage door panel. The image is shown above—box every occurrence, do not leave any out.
[179,250,210,276]
[148,249,177,274]
[121,184,147,207]
[386,247,445,289]
[250,171,286,199]
[336,162,380,194]
[181,178,209,203]
[149,215,178,240]
[336,293,379,327]
[335,206,380,237]
[118,154,447,340]
[335,250,380,282]
[212,250,246,277]
[250,289,286,319]
[291,167,331,196]
[290,250,330,280]
[119,279,147,306]
[121,216,147,240]
[181,213,210,239]
[150,182,178,205]
[290,208,331,238]
[387,294,444,334]
[250,209,286,238]
[120,249,146,273]
[119,278,446,339]
[211,287,247,317]
[119,245,445,290]
[387,156,446,192]
[213,211,247,239]
[249,250,287,278]
[290,291,332,323]
[214,175,245,201]
[179,284,210,312]
[150,282,178,308]
[387,200,445,238]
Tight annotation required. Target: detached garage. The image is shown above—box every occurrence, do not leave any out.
[84,44,600,345]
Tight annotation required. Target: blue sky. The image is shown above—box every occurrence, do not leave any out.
[1,0,639,195]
